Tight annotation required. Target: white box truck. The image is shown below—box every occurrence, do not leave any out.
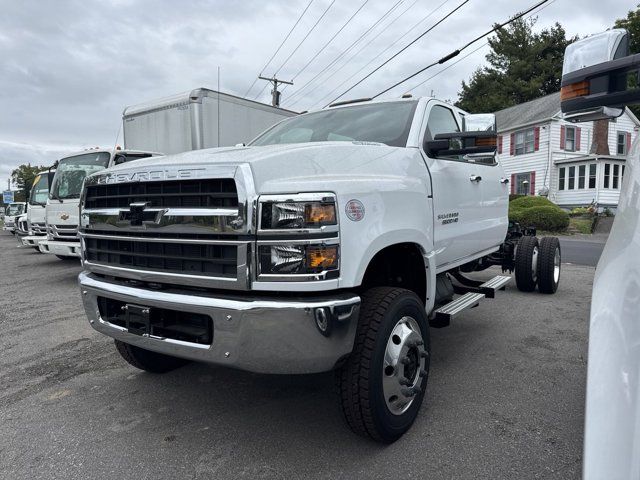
[122,88,297,155]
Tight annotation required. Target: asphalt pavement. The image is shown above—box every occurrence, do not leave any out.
[558,234,608,267]
[0,232,591,479]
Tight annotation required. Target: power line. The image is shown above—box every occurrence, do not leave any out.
[305,0,449,109]
[254,0,336,101]
[283,0,405,104]
[243,0,314,98]
[326,0,471,106]
[371,0,551,100]
[281,0,370,94]
[404,0,558,95]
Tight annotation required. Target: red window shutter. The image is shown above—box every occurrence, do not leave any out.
[510,133,515,155]
[510,173,515,194]
[530,171,536,195]
[534,127,540,151]
[498,135,503,154]
[627,132,631,154]
[560,125,565,149]
[576,127,581,151]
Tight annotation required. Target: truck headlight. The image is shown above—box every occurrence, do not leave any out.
[260,194,337,230]
[258,244,339,275]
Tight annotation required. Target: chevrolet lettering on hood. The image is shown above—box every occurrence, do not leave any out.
[94,168,207,184]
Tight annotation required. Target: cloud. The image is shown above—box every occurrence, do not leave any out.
[0,0,634,188]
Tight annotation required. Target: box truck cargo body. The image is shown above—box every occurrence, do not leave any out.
[123,88,297,155]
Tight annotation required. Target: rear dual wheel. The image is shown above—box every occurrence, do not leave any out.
[515,236,560,293]
[337,287,430,443]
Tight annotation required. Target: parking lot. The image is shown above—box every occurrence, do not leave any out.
[0,232,590,480]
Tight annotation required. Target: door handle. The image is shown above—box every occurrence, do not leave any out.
[500,177,509,184]
[469,175,482,182]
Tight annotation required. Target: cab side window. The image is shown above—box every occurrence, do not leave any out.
[424,105,459,141]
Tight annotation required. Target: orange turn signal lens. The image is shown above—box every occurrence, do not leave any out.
[475,136,497,147]
[307,246,338,269]
[561,81,590,101]
[305,204,336,225]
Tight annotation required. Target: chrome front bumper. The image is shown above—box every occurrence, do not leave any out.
[79,272,360,374]
[21,235,46,248]
[2,225,15,232]
[39,240,81,257]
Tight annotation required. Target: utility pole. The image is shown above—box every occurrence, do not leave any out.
[258,76,294,107]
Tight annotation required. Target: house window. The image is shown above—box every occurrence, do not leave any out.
[613,164,620,189]
[604,163,610,188]
[568,166,575,190]
[577,165,585,189]
[514,129,535,155]
[589,164,596,189]
[559,167,565,191]
[617,132,628,155]
[516,172,531,195]
[565,127,576,152]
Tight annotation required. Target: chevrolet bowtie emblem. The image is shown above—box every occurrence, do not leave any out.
[128,202,150,227]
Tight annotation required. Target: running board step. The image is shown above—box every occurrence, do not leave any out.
[478,275,511,298]
[432,292,485,328]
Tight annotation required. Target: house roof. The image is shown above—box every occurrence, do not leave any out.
[494,92,561,132]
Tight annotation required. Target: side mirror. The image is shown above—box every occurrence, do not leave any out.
[561,29,640,121]
[425,132,497,157]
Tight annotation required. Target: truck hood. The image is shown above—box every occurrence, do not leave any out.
[99,142,418,193]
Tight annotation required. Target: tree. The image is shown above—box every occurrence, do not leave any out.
[614,5,640,54]
[614,6,640,116]
[11,164,48,203]
[456,18,576,113]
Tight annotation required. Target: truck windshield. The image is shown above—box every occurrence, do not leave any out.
[50,152,110,200]
[29,174,49,205]
[7,204,24,216]
[251,101,418,148]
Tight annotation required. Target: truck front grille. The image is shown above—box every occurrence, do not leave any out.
[84,179,238,209]
[50,224,79,240]
[31,222,46,235]
[81,176,249,290]
[85,237,238,277]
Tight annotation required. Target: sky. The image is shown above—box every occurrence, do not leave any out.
[0,0,634,190]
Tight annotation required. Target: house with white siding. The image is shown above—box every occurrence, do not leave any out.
[495,91,639,211]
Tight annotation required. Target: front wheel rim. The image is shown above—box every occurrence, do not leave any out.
[382,316,427,416]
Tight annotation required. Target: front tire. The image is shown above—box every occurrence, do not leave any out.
[515,236,539,292]
[537,237,561,294]
[114,340,190,373]
[337,287,430,443]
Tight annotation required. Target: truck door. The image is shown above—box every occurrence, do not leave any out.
[421,102,486,270]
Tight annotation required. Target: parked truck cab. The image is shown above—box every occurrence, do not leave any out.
[39,148,161,259]
[21,171,55,250]
[78,97,559,442]
[3,202,26,234]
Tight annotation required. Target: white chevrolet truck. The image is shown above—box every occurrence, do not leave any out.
[78,97,561,442]
[40,148,160,259]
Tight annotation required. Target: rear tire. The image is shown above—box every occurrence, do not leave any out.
[515,236,539,292]
[337,287,430,443]
[537,237,561,294]
[114,340,190,373]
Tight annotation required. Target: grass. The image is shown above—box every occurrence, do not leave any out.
[569,217,594,234]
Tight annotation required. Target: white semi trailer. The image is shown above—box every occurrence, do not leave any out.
[122,88,297,155]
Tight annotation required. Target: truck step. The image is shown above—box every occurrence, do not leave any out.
[478,275,511,298]
[432,292,485,328]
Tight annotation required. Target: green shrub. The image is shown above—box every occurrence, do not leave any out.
[510,205,570,231]
[509,194,525,202]
[509,196,556,211]
[569,207,591,217]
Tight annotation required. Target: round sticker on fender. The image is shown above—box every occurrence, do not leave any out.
[345,199,365,221]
